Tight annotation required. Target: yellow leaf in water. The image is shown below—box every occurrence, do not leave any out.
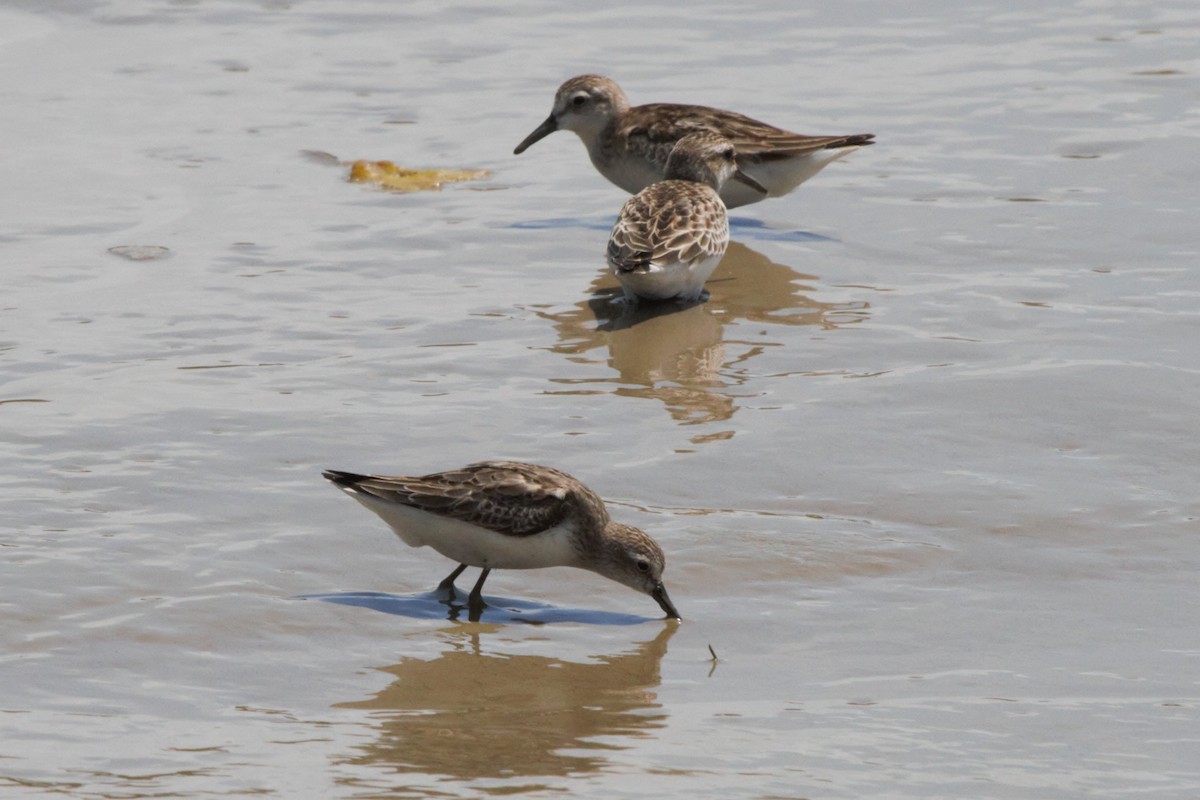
[347,160,490,192]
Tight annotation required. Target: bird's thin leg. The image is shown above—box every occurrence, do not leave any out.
[467,568,491,620]
[437,563,468,599]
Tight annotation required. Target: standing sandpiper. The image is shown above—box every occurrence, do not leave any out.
[513,74,874,209]
[607,131,761,304]
[323,461,680,620]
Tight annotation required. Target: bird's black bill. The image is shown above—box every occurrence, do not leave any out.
[653,582,681,620]
[513,114,557,155]
[733,168,768,195]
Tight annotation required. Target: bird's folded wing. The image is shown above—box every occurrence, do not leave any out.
[343,462,576,537]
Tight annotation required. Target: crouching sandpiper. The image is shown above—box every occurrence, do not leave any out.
[514,74,874,209]
[323,461,680,620]
[607,131,760,304]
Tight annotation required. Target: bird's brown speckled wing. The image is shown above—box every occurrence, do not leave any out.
[323,461,604,537]
[622,103,874,162]
[607,180,728,272]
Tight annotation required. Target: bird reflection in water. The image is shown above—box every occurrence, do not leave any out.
[333,624,676,784]
[535,240,870,426]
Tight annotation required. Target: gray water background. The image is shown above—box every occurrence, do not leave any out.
[1,1,1198,797]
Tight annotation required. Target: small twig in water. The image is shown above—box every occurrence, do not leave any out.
[708,644,719,662]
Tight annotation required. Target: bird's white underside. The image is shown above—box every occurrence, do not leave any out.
[739,147,854,202]
[593,142,859,209]
[615,252,723,302]
[340,488,580,570]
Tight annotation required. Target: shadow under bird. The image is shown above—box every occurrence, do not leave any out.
[607,131,763,304]
[323,461,680,620]
[514,74,875,209]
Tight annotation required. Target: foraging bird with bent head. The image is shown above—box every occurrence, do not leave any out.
[323,461,680,620]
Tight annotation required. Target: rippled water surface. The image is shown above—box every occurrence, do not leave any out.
[3,1,1198,797]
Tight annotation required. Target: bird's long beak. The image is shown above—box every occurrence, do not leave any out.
[733,167,768,195]
[652,582,681,620]
[513,114,558,155]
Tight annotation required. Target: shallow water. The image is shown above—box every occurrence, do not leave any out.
[2,1,1198,797]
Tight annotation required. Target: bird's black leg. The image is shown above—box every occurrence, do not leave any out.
[437,563,468,599]
[467,568,491,621]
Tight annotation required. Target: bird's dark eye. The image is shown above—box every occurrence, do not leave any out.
[636,559,650,573]
[724,147,736,159]
[571,93,588,108]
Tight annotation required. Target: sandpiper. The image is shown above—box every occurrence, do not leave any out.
[513,74,875,209]
[607,131,759,304]
[323,461,680,620]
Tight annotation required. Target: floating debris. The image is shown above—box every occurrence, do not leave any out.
[300,149,341,166]
[108,245,171,261]
[347,160,490,192]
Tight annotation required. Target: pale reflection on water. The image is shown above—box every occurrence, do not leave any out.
[538,241,870,424]
[335,626,674,782]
